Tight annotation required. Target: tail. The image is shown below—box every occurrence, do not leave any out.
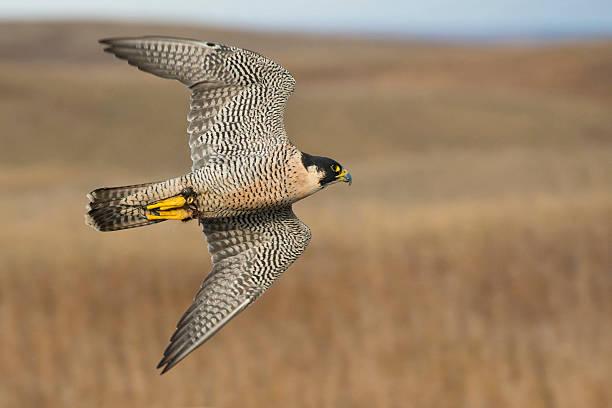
[85,182,164,232]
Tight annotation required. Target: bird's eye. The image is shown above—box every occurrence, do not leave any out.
[331,164,341,173]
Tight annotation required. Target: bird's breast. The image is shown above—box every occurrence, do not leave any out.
[194,150,320,217]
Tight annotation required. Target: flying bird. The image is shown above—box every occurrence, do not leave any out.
[85,37,351,374]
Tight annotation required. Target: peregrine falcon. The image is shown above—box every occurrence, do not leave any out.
[85,37,351,374]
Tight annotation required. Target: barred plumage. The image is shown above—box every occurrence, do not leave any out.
[158,207,311,372]
[85,36,351,373]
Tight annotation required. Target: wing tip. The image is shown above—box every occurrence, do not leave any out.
[156,358,165,370]
[99,37,120,55]
[99,36,205,46]
[99,37,135,49]
[156,352,185,375]
[157,358,169,374]
[99,37,127,46]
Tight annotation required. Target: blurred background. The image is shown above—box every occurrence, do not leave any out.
[1,1,611,407]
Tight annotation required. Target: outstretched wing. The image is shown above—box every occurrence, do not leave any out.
[100,36,297,170]
[157,206,311,373]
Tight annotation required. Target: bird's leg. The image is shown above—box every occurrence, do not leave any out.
[145,188,196,221]
[146,195,187,211]
[146,208,191,220]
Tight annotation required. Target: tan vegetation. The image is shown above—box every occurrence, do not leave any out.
[0,22,611,407]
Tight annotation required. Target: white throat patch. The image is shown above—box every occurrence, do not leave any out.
[306,165,326,190]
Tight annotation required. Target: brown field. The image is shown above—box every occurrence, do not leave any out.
[1,21,611,407]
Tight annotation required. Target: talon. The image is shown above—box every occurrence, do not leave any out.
[146,209,190,220]
[147,196,187,211]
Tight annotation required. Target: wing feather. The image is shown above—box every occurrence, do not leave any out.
[157,206,311,374]
[100,36,296,170]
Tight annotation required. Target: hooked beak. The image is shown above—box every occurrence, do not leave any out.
[337,168,352,186]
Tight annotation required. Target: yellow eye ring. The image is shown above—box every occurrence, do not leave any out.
[331,164,340,173]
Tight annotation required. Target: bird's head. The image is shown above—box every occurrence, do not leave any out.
[301,153,352,188]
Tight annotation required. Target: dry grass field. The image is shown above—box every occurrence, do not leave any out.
[1,22,611,407]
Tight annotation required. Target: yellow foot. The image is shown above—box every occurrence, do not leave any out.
[146,209,191,220]
[147,196,187,211]
[145,188,197,220]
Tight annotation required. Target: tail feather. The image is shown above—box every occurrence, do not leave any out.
[87,182,159,203]
[85,182,164,232]
[86,205,163,232]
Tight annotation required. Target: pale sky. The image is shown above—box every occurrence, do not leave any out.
[2,0,611,37]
